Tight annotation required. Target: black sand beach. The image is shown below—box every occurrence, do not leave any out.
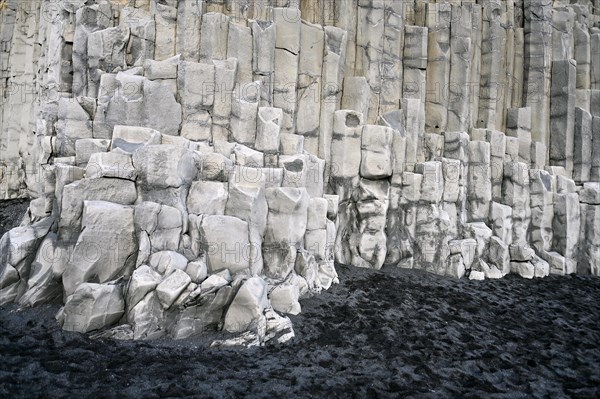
[1,264,599,398]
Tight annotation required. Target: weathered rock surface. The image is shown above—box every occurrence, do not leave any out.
[1,0,599,344]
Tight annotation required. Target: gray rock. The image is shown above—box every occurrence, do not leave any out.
[62,201,136,296]
[156,269,191,309]
[187,181,228,215]
[60,283,124,333]
[200,215,250,274]
[133,145,197,189]
[148,251,188,275]
[85,152,136,180]
[269,284,301,315]
[223,277,268,333]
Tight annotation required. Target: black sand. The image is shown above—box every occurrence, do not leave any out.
[0,198,29,237]
[1,200,600,398]
[1,265,599,398]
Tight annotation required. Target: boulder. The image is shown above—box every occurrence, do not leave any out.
[171,285,236,338]
[63,201,137,296]
[75,139,111,166]
[196,152,234,181]
[59,178,137,238]
[469,271,485,281]
[85,152,136,180]
[265,187,309,246]
[15,231,60,307]
[0,219,53,304]
[223,277,268,332]
[148,251,188,275]
[256,107,282,153]
[269,284,301,315]
[156,269,191,309]
[187,181,228,215]
[318,260,338,289]
[134,202,184,252]
[360,125,394,179]
[510,261,535,279]
[200,274,230,295]
[133,145,197,188]
[128,291,165,340]
[126,265,162,309]
[200,215,250,274]
[186,258,208,283]
[60,283,125,333]
[489,202,513,245]
[416,161,444,203]
[111,125,161,152]
[532,255,550,278]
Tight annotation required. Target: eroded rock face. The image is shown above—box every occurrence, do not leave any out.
[59,283,125,333]
[1,0,599,345]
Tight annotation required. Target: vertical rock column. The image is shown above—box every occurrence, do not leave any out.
[178,61,215,141]
[231,81,260,147]
[503,161,531,252]
[573,107,593,183]
[477,0,505,130]
[414,161,448,274]
[296,21,324,155]
[506,107,533,166]
[592,31,600,90]
[551,6,574,63]
[380,111,407,265]
[579,184,600,275]
[227,22,253,87]
[467,141,492,222]
[573,19,591,92]
[487,130,506,203]
[273,7,301,135]
[379,0,404,114]
[511,26,525,109]
[357,123,393,270]
[122,6,156,68]
[424,2,451,134]
[552,192,580,275]
[528,169,554,256]
[523,0,553,147]
[1,0,42,198]
[549,59,576,176]
[402,25,428,168]
[300,0,324,24]
[469,3,483,130]
[199,12,229,62]
[355,0,384,123]
[447,4,472,133]
[320,26,347,184]
[72,4,113,97]
[252,20,276,107]
[499,0,516,131]
[176,0,203,62]
[212,58,238,143]
[152,0,177,61]
[593,115,600,181]
[334,0,358,77]
[444,131,470,228]
[330,110,363,265]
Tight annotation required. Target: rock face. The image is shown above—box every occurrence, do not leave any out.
[1,0,600,343]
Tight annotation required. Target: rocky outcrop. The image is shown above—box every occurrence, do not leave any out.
[1,0,600,343]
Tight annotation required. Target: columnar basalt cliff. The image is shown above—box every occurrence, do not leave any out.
[1,0,599,342]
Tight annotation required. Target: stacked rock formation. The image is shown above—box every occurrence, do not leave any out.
[1,0,600,341]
